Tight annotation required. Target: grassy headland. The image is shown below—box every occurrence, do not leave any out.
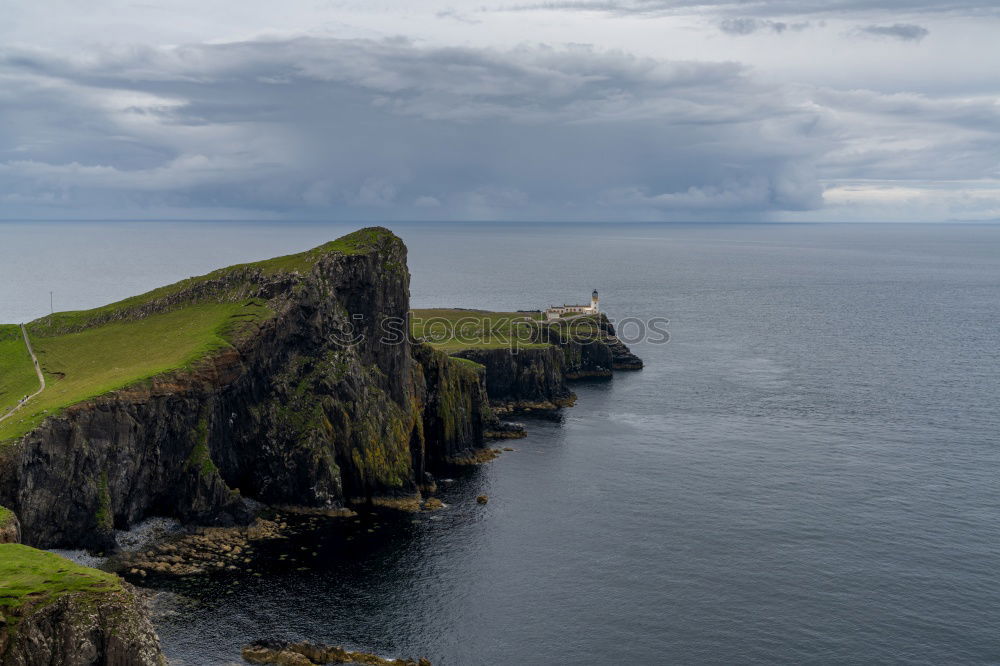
[0,302,270,443]
[410,309,550,352]
[0,228,394,444]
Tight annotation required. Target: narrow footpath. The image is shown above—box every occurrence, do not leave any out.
[0,324,45,424]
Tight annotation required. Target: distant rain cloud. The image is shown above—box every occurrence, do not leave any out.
[718,18,810,35]
[857,23,930,40]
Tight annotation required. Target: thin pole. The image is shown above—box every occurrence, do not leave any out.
[50,291,53,315]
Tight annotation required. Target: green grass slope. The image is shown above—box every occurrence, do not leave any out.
[0,326,38,418]
[0,302,269,443]
[410,309,550,352]
[0,227,395,444]
[28,228,390,338]
[0,544,121,618]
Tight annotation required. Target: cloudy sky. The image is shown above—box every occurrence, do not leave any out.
[2,1,998,222]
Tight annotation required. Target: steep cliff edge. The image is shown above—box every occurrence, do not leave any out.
[529,313,644,376]
[0,228,495,551]
[413,310,642,413]
[0,544,164,665]
[450,346,575,413]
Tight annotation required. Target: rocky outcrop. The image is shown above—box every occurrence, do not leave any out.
[604,334,644,371]
[0,505,19,544]
[450,346,574,413]
[411,345,496,469]
[0,586,165,666]
[242,640,431,666]
[451,313,642,413]
[0,545,165,666]
[0,228,496,551]
[534,314,643,375]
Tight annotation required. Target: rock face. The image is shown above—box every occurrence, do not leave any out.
[452,313,642,412]
[0,586,165,666]
[0,228,496,551]
[451,346,574,413]
[0,545,165,666]
[410,346,494,471]
[536,313,643,375]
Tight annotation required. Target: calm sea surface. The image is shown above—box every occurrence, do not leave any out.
[2,222,999,664]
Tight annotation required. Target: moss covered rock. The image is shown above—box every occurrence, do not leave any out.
[0,507,18,544]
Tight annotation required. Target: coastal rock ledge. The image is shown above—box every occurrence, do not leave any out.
[242,640,431,666]
[0,544,165,666]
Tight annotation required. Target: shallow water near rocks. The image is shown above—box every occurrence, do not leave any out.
[4,221,1000,664]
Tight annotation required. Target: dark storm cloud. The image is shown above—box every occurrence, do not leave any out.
[1,36,997,221]
[718,18,810,35]
[857,23,930,40]
[0,38,830,220]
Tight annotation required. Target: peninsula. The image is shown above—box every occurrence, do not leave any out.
[0,227,641,664]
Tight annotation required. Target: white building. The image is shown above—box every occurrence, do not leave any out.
[545,290,599,320]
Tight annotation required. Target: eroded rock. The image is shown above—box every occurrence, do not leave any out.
[242,640,431,666]
[0,544,165,665]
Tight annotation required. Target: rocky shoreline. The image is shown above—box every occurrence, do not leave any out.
[242,640,431,666]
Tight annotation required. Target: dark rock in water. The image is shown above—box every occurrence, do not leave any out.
[119,518,285,579]
[0,228,499,552]
[476,494,489,505]
[422,497,445,511]
[242,640,431,665]
[485,421,527,440]
[450,449,502,465]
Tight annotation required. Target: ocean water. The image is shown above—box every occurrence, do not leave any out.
[2,222,999,664]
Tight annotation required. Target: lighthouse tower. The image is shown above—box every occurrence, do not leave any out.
[591,289,599,313]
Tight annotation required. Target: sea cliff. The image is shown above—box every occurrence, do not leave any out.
[0,228,495,552]
[446,313,643,412]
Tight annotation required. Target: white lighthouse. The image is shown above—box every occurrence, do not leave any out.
[544,290,601,320]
